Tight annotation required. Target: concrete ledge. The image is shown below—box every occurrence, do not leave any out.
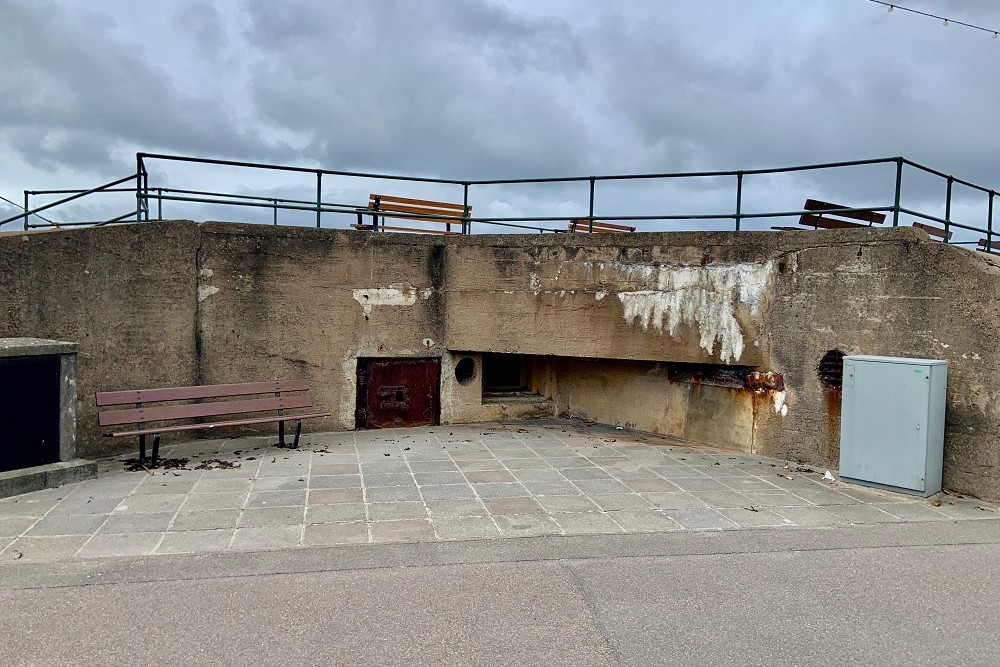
[0,459,97,499]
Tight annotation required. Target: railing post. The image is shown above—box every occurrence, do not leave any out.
[315,172,322,228]
[988,191,994,252]
[892,158,903,227]
[136,154,143,222]
[273,198,278,226]
[944,176,953,243]
[735,172,743,231]
[588,178,596,232]
[143,168,150,222]
[462,183,470,234]
[23,191,29,231]
[156,188,162,221]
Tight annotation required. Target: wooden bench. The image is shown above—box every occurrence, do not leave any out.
[96,380,331,466]
[567,219,636,233]
[773,199,887,231]
[353,194,470,234]
[978,238,1000,256]
[912,221,952,241]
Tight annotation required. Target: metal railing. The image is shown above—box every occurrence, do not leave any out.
[3,153,997,253]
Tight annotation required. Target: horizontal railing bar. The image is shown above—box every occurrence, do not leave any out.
[900,159,994,195]
[138,152,467,186]
[0,173,137,227]
[898,207,990,235]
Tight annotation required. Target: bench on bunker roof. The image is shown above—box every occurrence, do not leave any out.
[567,219,636,233]
[771,199,887,231]
[353,194,471,235]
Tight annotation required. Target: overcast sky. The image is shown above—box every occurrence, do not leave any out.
[1,0,998,236]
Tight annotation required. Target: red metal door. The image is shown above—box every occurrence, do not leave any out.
[356,358,440,429]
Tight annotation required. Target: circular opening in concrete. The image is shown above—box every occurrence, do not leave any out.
[455,357,476,385]
[818,350,845,390]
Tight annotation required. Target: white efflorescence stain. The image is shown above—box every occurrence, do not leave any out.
[772,390,788,417]
[197,285,219,302]
[595,260,774,363]
[352,283,419,315]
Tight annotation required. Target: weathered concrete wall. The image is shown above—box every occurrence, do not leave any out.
[2,222,999,500]
[0,222,200,453]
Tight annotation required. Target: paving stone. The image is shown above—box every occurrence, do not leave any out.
[669,477,732,492]
[869,502,952,521]
[448,450,495,461]
[739,491,813,507]
[28,514,108,536]
[367,486,422,503]
[246,490,306,508]
[181,493,247,511]
[310,464,359,476]
[134,480,198,495]
[359,461,409,474]
[170,509,241,531]
[309,473,366,489]
[836,486,908,503]
[535,495,601,514]
[483,497,545,515]
[462,470,517,484]
[253,477,308,491]
[403,451,452,462]
[790,489,861,506]
[414,471,467,486]
[606,510,682,532]
[362,473,413,487]
[719,477,786,492]
[371,519,435,543]
[501,458,552,471]
[4,535,89,561]
[230,525,303,550]
[424,500,489,518]
[156,529,235,554]
[663,508,740,530]
[934,501,998,520]
[0,516,37,537]
[257,464,308,478]
[824,504,904,524]
[302,522,369,546]
[113,494,188,514]
[77,532,162,558]
[625,479,681,493]
[472,483,530,499]
[309,488,364,504]
[572,479,632,495]
[560,467,613,481]
[453,459,506,472]
[718,507,792,527]
[433,516,500,540]
[306,504,367,524]
[606,467,662,481]
[238,506,305,527]
[191,479,254,494]
[552,458,597,469]
[367,501,428,521]
[690,491,757,509]
[70,479,143,497]
[769,506,849,527]
[408,460,461,472]
[521,481,581,496]
[99,512,175,534]
[589,494,655,511]
[640,492,709,510]
[47,495,125,515]
[553,512,623,535]
[511,468,566,483]
[493,514,562,537]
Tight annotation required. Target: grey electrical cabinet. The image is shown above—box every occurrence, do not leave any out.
[839,355,947,497]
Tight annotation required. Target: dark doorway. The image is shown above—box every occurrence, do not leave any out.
[0,355,61,472]
[482,353,528,392]
[356,358,441,429]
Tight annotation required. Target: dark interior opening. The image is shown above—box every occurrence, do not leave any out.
[455,357,476,385]
[818,350,846,390]
[0,355,61,472]
[482,353,528,393]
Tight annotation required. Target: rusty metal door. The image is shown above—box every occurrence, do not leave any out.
[356,358,440,429]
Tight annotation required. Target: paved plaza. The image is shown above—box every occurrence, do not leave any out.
[0,420,993,562]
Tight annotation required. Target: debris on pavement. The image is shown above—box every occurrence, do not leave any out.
[823,470,836,482]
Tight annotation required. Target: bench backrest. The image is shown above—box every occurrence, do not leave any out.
[978,238,1000,255]
[799,199,886,229]
[912,221,952,241]
[568,219,636,233]
[369,194,471,229]
[96,380,313,427]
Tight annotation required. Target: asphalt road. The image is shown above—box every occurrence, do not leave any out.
[3,523,999,666]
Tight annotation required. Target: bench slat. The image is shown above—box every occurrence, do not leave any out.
[568,220,636,233]
[353,224,461,235]
[108,411,332,437]
[369,202,469,218]
[369,194,468,212]
[798,214,866,230]
[96,380,310,407]
[912,221,952,240]
[804,199,886,224]
[98,395,313,427]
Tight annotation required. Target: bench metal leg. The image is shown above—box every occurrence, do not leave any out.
[278,420,285,447]
[138,435,146,461]
[152,434,161,468]
[293,420,302,449]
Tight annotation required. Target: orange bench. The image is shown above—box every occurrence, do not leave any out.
[912,221,952,241]
[773,199,887,231]
[978,238,1000,256]
[353,194,470,235]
